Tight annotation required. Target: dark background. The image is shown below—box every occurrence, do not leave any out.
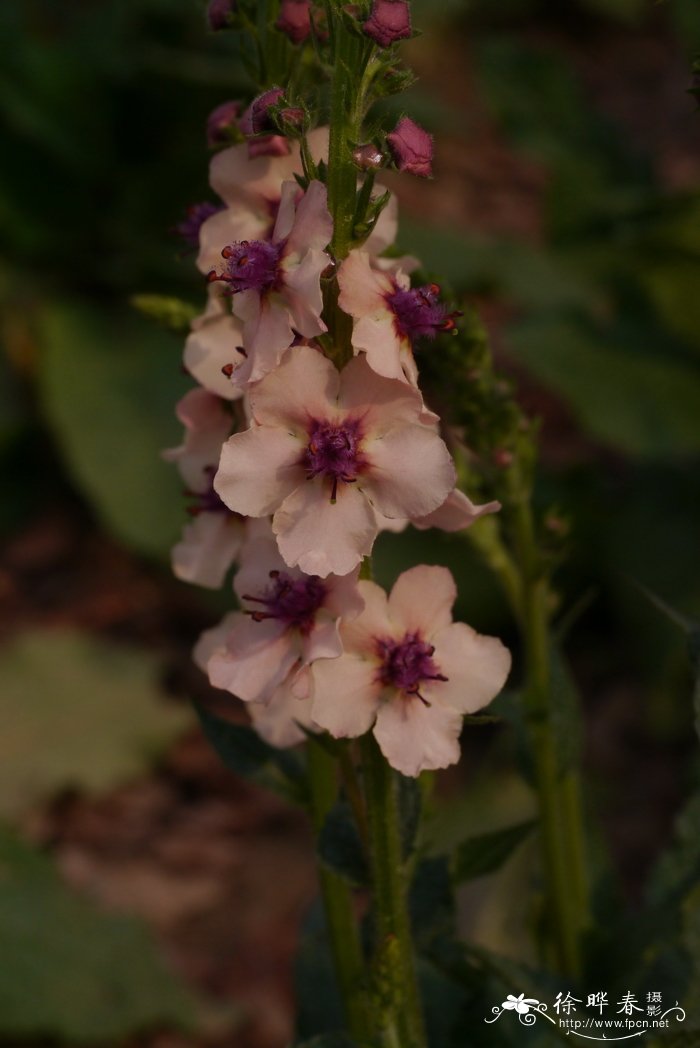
[1,1,699,1045]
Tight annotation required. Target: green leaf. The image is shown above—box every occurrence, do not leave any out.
[130,294,199,332]
[0,824,196,1042]
[294,901,347,1042]
[38,302,190,557]
[195,703,307,804]
[453,820,536,883]
[0,630,190,819]
[509,317,700,457]
[317,800,368,886]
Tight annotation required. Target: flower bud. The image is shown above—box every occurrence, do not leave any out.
[275,0,312,44]
[206,99,242,147]
[206,0,237,31]
[386,115,433,177]
[352,143,385,170]
[363,0,411,48]
[248,86,286,134]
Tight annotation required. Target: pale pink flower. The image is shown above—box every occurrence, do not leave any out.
[338,250,458,385]
[213,344,456,577]
[163,388,243,588]
[194,532,363,745]
[311,566,512,777]
[207,180,333,383]
[375,488,501,535]
[184,290,246,400]
[196,127,329,274]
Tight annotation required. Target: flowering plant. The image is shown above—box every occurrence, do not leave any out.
[158,1,610,1043]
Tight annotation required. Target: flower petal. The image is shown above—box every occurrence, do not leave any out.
[363,424,455,519]
[248,680,316,748]
[425,622,511,714]
[286,179,333,255]
[274,481,377,577]
[184,301,246,400]
[413,488,501,532]
[337,251,392,318]
[215,426,304,517]
[248,343,339,430]
[373,696,462,777]
[232,293,295,382]
[172,513,243,589]
[387,565,457,637]
[283,248,329,337]
[338,354,424,434]
[339,579,393,655]
[197,207,264,275]
[311,654,380,738]
[207,614,297,703]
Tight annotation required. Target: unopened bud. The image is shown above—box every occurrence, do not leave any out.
[363,0,411,48]
[275,0,312,44]
[248,86,286,134]
[206,99,242,147]
[206,0,237,31]
[387,116,433,178]
[352,143,385,170]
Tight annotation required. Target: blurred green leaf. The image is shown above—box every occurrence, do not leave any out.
[196,703,308,804]
[509,317,700,456]
[131,293,199,332]
[317,800,368,886]
[0,630,190,818]
[453,820,536,884]
[294,901,347,1043]
[0,824,196,1042]
[38,302,190,556]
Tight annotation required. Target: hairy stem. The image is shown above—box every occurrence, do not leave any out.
[360,735,427,1048]
[307,739,372,1041]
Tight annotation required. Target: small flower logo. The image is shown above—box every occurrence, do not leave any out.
[502,993,540,1015]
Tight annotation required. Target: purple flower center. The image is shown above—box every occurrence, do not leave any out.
[243,570,326,634]
[386,283,457,344]
[376,631,448,703]
[174,202,224,250]
[185,466,231,516]
[303,419,365,502]
[209,239,283,293]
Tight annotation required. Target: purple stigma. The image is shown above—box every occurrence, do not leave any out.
[185,466,231,516]
[174,202,223,250]
[209,239,283,293]
[376,632,448,703]
[386,283,459,343]
[303,419,365,502]
[243,571,326,634]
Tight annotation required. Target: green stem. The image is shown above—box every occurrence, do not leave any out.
[307,739,371,1042]
[510,485,589,978]
[360,735,427,1048]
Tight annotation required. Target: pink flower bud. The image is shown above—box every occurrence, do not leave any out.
[206,100,242,147]
[363,0,411,48]
[248,86,286,134]
[275,0,312,44]
[352,143,385,170]
[387,116,433,177]
[207,0,237,31]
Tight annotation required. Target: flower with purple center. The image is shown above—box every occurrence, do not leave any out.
[174,202,224,251]
[184,290,247,399]
[194,530,364,747]
[311,566,512,777]
[376,632,448,702]
[303,418,365,501]
[338,251,458,386]
[387,116,433,178]
[363,0,412,48]
[216,238,283,293]
[206,179,332,385]
[213,345,456,577]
